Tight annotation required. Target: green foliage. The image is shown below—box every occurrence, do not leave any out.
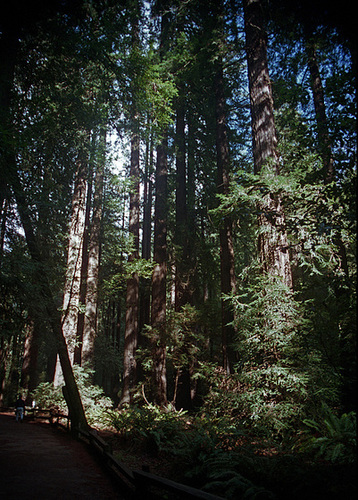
[72,365,114,426]
[31,381,67,411]
[31,365,113,427]
[123,257,155,280]
[108,402,275,498]
[300,405,356,464]
[166,305,207,371]
[230,273,310,437]
[221,123,355,433]
[1,0,356,476]
[108,403,188,454]
[195,362,243,420]
[189,450,275,500]
[144,60,178,135]
[136,305,209,403]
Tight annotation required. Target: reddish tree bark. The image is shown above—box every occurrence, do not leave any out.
[151,138,168,406]
[82,133,105,366]
[121,126,140,405]
[243,0,293,289]
[53,153,88,386]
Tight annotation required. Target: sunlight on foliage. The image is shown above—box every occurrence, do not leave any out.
[31,365,113,427]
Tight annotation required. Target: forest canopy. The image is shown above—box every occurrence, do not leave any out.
[0,0,356,453]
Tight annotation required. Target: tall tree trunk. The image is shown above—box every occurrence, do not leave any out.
[174,91,188,310]
[121,124,140,405]
[54,153,88,385]
[173,91,193,410]
[305,30,352,410]
[121,1,141,405]
[142,126,153,264]
[74,166,92,365]
[305,34,349,279]
[213,0,237,374]
[139,122,153,333]
[138,125,153,385]
[20,315,40,399]
[305,36,335,185]
[149,5,170,406]
[0,337,7,406]
[243,0,292,289]
[81,132,105,367]
[0,199,8,264]
[187,109,196,250]
[151,137,168,406]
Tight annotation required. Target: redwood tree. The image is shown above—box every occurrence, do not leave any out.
[121,124,140,405]
[213,0,237,374]
[81,132,105,367]
[121,0,142,405]
[53,150,88,386]
[243,0,292,289]
[151,136,168,406]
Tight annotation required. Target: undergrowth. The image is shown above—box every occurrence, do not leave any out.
[30,365,113,427]
[107,402,357,499]
[31,378,357,498]
[298,404,356,464]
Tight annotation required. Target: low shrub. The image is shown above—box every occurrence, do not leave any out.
[108,403,188,454]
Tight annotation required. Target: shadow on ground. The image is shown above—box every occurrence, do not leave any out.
[0,412,125,499]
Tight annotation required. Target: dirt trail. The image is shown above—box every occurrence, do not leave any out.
[0,412,126,499]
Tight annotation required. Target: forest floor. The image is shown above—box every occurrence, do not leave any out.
[0,412,125,499]
[0,409,356,499]
[97,426,357,500]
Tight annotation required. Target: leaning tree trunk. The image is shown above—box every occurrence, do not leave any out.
[243,0,292,289]
[11,168,88,431]
[54,153,88,386]
[0,22,87,432]
[81,132,105,367]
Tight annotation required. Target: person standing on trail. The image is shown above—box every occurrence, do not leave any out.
[15,395,26,422]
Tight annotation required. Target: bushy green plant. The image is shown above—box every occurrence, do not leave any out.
[31,381,67,411]
[72,365,114,427]
[31,365,114,427]
[300,405,356,464]
[227,272,314,438]
[108,403,188,454]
